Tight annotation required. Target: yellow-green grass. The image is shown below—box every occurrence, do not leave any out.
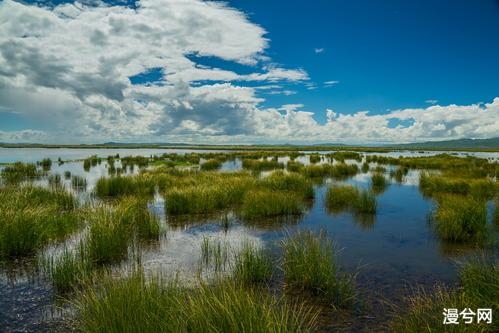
[37,158,52,171]
[367,154,498,179]
[391,259,499,332]
[309,154,321,164]
[300,163,358,180]
[258,171,314,200]
[240,190,304,220]
[325,185,359,213]
[200,158,222,171]
[281,230,355,308]
[233,241,272,286]
[420,173,497,200]
[76,272,319,333]
[1,162,40,183]
[432,194,487,242]
[325,185,377,215]
[95,175,156,198]
[327,151,362,163]
[287,160,304,172]
[0,186,78,258]
[85,198,161,265]
[361,162,370,173]
[164,172,254,215]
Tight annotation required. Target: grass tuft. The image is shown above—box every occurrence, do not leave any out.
[281,230,355,308]
[76,272,319,333]
[432,194,487,242]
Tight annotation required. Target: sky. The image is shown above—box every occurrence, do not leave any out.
[0,0,499,144]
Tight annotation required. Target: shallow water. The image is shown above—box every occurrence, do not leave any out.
[1,148,498,332]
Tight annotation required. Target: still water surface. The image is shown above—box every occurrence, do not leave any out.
[0,148,498,332]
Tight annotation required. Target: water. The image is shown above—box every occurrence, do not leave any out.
[1,148,498,332]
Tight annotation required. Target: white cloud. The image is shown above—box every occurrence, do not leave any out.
[425,99,438,105]
[314,48,324,54]
[0,0,497,145]
[324,80,339,87]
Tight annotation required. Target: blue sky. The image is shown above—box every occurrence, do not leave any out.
[229,0,499,121]
[1,0,499,143]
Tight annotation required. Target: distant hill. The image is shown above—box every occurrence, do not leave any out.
[389,137,499,149]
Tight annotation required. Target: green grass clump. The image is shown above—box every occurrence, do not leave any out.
[258,171,314,200]
[432,194,487,242]
[85,207,130,265]
[76,273,318,333]
[325,185,359,213]
[287,160,304,172]
[327,151,362,163]
[38,158,52,171]
[353,190,377,214]
[391,259,499,332]
[309,154,321,164]
[85,198,161,265]
[300,163,358,180]
[0,186,78,258]
[164,172,254,215]
[200,159,222,171]
[241,190,304,220]
[1,162,40,183]
[371,172,387,194]
[325,185,376,215]
[95,175,155,198]
[233,241,272,286]
[420,173,496,200]
[281,230,355,308]
[361,162,370,173]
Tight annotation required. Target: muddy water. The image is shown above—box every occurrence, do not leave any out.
[1,149,498,332]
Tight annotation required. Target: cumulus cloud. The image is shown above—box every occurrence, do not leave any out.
[0,0,497,144]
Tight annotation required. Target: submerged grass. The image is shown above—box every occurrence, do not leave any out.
[281,230,355,308]
[76,272,319,333]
